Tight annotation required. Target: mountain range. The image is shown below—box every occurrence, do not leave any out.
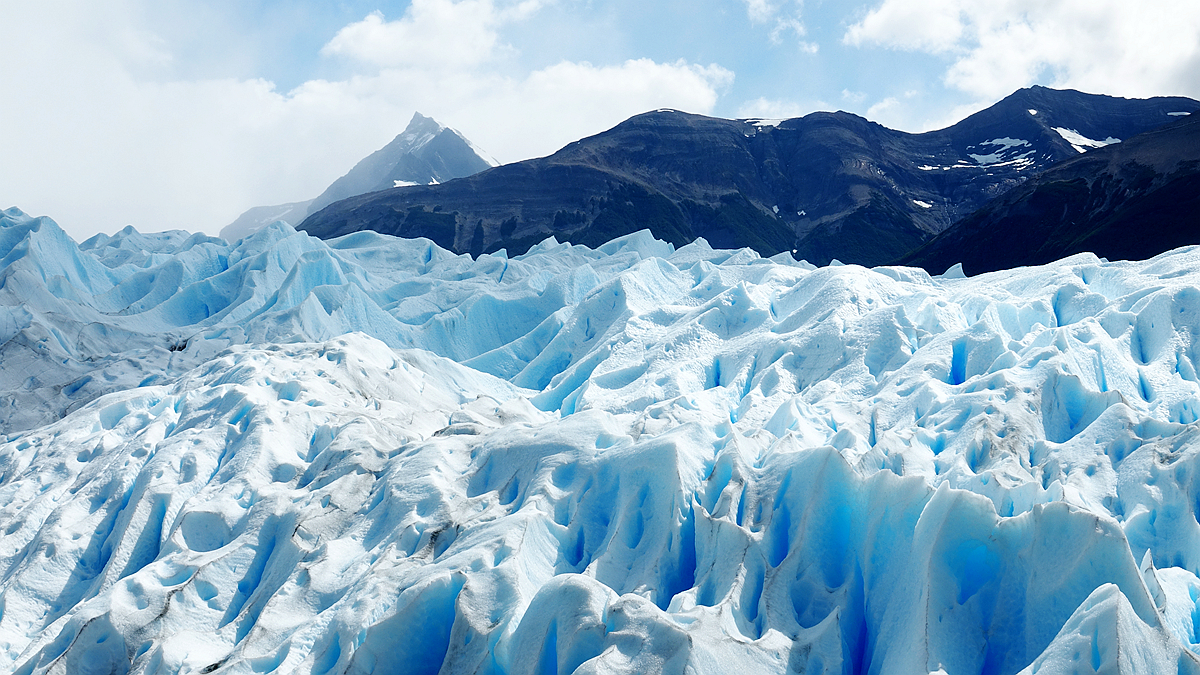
[298,87,1200,267]
[904,112,1200,274]
[219,112,496,242]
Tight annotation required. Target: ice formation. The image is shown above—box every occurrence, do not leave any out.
[3,206,1200,673]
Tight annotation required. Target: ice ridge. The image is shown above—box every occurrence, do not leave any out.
[3,208,1200,672]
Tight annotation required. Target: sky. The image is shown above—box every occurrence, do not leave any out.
[2,0,1199,240]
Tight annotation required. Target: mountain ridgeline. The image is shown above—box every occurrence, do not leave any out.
[299,87,1200,267]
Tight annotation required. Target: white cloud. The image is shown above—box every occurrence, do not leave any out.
[0,0,734,240]
[845,0,1200,102]
[321,0,523,70]
[866,96,899,121]
[319,57,735,163]
[735,97,827,119]
[742,0,777,24]
[842,89,867,103]
[740,0,812,47]
[489,60,734,155]
[843,0,964,53]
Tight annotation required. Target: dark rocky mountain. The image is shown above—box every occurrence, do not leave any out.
[299,87,1199,265]
[901,112,1200,275]
[220,113,495,242]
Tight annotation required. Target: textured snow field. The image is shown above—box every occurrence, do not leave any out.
[4,207,1200,673]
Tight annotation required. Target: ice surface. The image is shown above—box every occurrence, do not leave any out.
[4,207,1200,672]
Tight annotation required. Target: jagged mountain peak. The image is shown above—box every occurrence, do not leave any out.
[220,112,496,243]
[387,111,446,155]
[304,112,498,216]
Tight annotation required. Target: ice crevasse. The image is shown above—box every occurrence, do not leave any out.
[3,206,1200,673]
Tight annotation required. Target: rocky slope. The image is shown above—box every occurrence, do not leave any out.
[903,113,1200,275]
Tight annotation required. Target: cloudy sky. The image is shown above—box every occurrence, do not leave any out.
[3,0,1199,240]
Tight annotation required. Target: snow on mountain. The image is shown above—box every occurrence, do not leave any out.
[299,87,1200,268]
[5,206,1200,672]
[1051,126,1121,153]
[966,137,1033,166]
[303,112,498,219]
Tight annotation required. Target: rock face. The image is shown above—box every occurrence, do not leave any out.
[903,113,1200,275]
[219,113,496,242]
[298,87,1199,265]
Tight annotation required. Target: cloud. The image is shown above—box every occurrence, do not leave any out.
[866,96,899,120]
[742,0,777,24]
[0,0,734,239]
[502,59,734,145]
[843,0,964,53]
[735,97,827,119]
[739,0,812,47]
[845,0,1200,101]
[313,57,735,163]
[841,89,867,104]
[321,0,532,70]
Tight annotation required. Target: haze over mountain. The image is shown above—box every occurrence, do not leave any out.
[903,112,1200,275]
[299,87,1199,266]
[220,113,496,242]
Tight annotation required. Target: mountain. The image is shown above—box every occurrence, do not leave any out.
[219,112,496,242]
[306,112,498,215]
[219,199,314,243]
[8,207,1200,672]
[902,112,1200,275]
[299,87,1199,266]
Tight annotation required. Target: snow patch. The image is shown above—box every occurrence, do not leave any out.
[1052,127,1121,153]
[968,137,1032,165]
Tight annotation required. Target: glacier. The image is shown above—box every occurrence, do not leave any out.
[4,206,1200,673]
